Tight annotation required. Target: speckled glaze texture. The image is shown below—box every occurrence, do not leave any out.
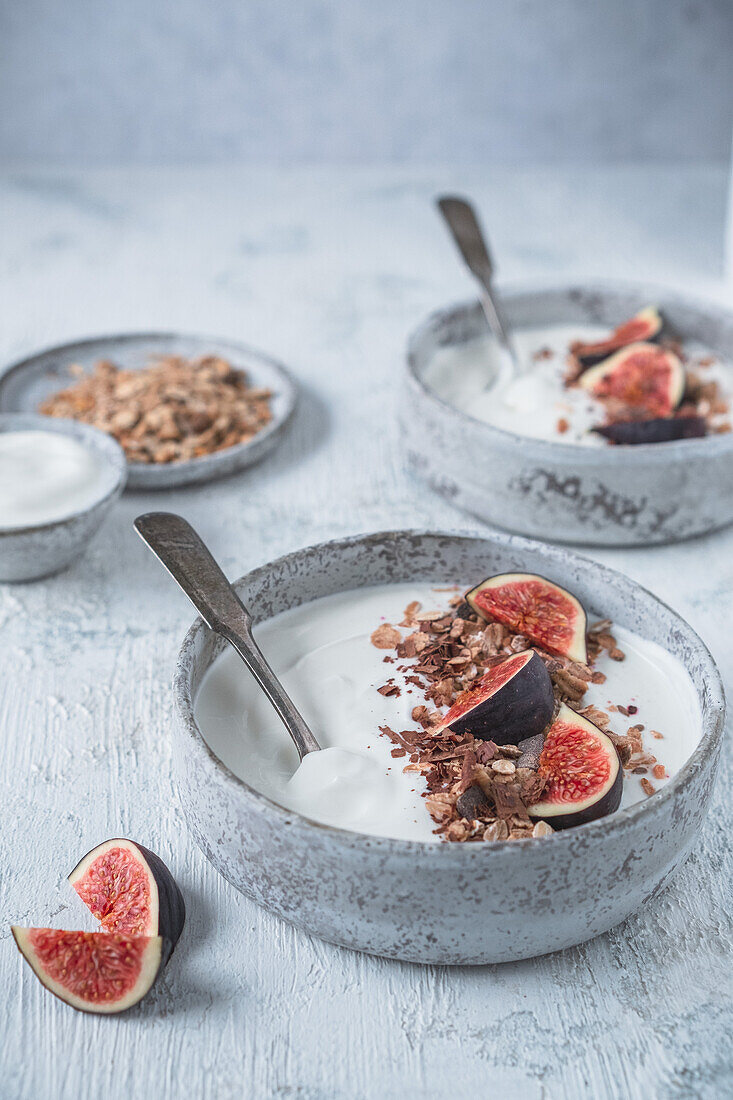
[173,530,725,965]
[0,414,126,582]
[403,284,733,546]
[0,332,297,489]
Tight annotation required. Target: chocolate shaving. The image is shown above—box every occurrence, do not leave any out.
[371,587,659,842]
[459,750,478,792]
[604,730,632,767]
[377,682,401,697]
[475,740,498,764]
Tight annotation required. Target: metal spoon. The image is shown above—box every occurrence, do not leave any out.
[436,194,520,379]
[134,511,321,760]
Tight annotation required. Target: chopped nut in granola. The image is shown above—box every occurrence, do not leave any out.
[370,624,402,650]
[39,354,274,465]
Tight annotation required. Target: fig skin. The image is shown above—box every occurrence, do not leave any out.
[528,705,623,830]
[516,732,545,770]
[69,839,185,953]
[440,651,555,745]
[575,306,664,370]
[466,572,588,665]
[594,416,707,445]
[530,765,622,831]
[456,785,493,820]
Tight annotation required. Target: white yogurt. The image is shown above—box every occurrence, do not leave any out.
[422,324,732,445]
[0,430,112,529]
[194,583,702,842]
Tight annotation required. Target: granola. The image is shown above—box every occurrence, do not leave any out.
[371,593,666,842]
[39,355,273,464]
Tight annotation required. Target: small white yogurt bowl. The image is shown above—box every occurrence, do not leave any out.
[0,414,127,582]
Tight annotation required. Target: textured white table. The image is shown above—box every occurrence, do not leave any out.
[1,166,731,1100]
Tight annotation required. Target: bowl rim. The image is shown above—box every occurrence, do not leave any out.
[0,412,127,535]
[0,329,299,482]
[173,527,726,858]
[405,278,733,462]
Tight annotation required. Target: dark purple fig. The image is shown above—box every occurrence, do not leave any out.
[594,416,707,445]
[453,599,476,621]
[439,650,554,745]
[574,306,664,369]
[467,572,588,664]
[69,839,185,952]
[528,704,623,830]
[516,732,545,770]
[455,785,493,820]
[579,343,685,419]
[11,927,169,1015]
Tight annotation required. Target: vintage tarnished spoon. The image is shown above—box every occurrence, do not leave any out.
[437,194,520,381]
[134,511,321,760]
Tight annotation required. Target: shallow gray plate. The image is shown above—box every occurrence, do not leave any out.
[0,332,298,489]
[173,529,725,965]
[404,281,733,546]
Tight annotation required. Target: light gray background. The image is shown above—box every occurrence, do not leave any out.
[2,3,733,1096]
[2,0,733,166]
[1,163,732,1099]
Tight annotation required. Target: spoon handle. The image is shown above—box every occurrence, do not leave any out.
[134,511,321,760]
[436,194,519,370]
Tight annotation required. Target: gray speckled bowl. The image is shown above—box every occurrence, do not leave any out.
[403,282,733,546]
[173,530,724,965]
[0,414,126,582]
[0,332,297,489]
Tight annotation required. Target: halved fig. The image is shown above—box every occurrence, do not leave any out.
[594,415,707,445]
[69,839,185,951]
[466,573,588,664]
[579,342,685,419]
[528,704,622,830]
[573,307,664,369]
[11,927,169,1014]
[439,650,554,744]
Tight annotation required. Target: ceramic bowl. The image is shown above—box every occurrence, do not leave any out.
[172,529,724,965]
[0,332,298,489]
[403,282,733,546]
[0,414,126,582]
